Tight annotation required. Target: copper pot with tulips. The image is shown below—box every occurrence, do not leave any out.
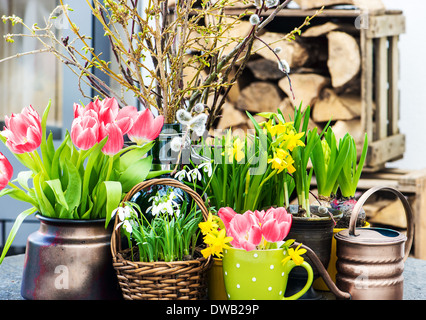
[0,97,164,299]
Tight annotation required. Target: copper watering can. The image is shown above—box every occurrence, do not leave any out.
[295,186,414,300]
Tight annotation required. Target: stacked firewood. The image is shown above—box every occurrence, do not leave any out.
[207,0,385,145]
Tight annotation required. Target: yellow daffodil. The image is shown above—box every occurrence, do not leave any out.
[267,148,296,174]
[198,213,219,235]
[222,135,245,163]
[263,120,294,137]
[281,243,307,266]
[280,131,305,151]
[201,228,233,258]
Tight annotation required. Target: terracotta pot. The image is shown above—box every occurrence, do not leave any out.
[21,214,122,300]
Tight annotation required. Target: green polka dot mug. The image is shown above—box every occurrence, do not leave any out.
[222,247,314,300]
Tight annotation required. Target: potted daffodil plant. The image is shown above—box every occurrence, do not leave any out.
[0,97,164,299]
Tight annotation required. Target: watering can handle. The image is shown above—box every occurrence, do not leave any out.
[292,242,352,300]
[349,186,414,261]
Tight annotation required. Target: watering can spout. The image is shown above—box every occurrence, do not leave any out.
[293,242,352,300]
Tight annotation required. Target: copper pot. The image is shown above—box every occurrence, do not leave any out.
[21,215,122,300]
[299,186,414,300]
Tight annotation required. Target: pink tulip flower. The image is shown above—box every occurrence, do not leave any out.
[0,152,13,190]
[218,206,293,251]
[261,207,292,243]
[227,212,262,251]
[218,207,238,231]
[72,97,139,155]
[71,109,100,150]
[1,105,42,154]
[99,122,124,156]
[127,108,164,145]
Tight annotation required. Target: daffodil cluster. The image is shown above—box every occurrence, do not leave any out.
[199,213,233,259]
[261,117,305,175]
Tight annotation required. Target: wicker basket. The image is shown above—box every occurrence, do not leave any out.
[111,178,212,300]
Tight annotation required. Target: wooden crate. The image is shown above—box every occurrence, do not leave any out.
[360,10,406,169]
[357,168,426,260]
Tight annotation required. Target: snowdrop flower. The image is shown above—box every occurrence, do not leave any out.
[187,168,202,182]
[111,206,132,221]
[249,14,260,26]
[193,103,205,114]
[123,220,133,234]
[175,169,187,181]
[278,59,290,74]
[265,0,279,8]
[198,162,212,177]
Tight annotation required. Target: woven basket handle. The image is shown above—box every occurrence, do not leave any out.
[111,178,209,257]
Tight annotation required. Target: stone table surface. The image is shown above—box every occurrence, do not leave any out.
[1,254,426,300]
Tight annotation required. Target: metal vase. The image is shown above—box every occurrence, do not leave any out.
[21,214,122,300]
[284,205,342,300]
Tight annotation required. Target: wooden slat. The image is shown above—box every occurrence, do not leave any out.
[374,36,389,140]
[367,14,406,39]
[360,28,374,140]
[366,133,406,167]
[388,35,400,135]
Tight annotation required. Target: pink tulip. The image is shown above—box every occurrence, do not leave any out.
[71,109,100,150]
[218,207,238,231]
[1,105,42,154]
[0,152,13,190]
[127,108,164,145]
[218,206,293,251]
[261,207,292,243]
[72,98,139,155]
[99,122,124,156]
[227,212,262,251]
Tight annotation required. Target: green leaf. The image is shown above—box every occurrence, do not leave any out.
[119,156,153,192]
[116,142,154,172]
[0,186,38,207]
[13,171,33,191]
[45,179,69,211]
[50,135,71,180]
[40,100,52,177]
[101,181,122,227]
[33,172,55,217]
[63,157,82,212]
[0,207,37,264]
[80,137,108,216]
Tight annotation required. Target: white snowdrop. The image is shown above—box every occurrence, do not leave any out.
[123,220,132,234]
[198,162,212,177]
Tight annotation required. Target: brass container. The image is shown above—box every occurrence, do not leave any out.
[21,215,122,300]
[297,186,414,300]
[334,186,414,300]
